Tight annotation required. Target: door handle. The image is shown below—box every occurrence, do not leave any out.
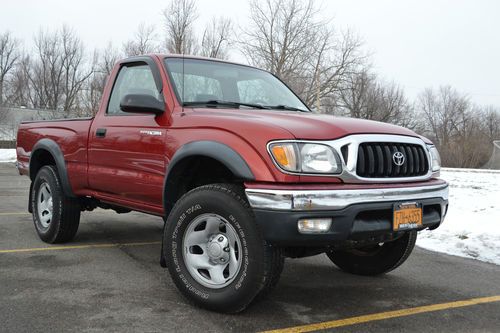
[96,128,107,138]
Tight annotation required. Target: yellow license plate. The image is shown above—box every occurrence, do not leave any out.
[393,202,423,231]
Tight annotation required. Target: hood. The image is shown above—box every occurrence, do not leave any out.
[186,108,421,140]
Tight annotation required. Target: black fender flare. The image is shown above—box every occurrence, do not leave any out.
[162,141,255,213]
[29,138,75,198]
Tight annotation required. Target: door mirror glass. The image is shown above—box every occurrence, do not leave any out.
[120,94,164,115]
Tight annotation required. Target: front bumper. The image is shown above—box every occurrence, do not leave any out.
[245,182,449,246]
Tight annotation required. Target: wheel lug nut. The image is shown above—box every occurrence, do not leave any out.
[220,258,225,262]
[218,236,224,242]
[223,247,230,252]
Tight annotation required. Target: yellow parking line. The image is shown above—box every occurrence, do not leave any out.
[262,295,500,333]
[0,210,120,216]
[0,241,161,254]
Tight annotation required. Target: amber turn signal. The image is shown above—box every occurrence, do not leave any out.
[270,143,298,172]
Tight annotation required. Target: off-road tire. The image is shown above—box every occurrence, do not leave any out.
[255,245,284,300]
[163,183,280,313]
[326,231,417,276]
[31,165,81,243]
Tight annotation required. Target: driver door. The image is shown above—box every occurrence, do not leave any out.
[88,60,166,210]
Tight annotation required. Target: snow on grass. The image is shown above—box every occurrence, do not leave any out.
[0,149,16,163]
[417,168,500,265]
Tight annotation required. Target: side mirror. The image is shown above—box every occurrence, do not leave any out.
[120,94,164,115]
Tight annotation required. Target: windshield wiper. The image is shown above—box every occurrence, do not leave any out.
[183,100,267,109]
[265,105,310,112]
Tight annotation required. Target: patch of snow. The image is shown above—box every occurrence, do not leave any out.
[417,168,500,265]
[0,149,16,163]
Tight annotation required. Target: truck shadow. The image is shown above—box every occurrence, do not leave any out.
[74,212,164,244]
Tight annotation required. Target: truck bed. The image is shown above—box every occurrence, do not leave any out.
[16,117,93,192]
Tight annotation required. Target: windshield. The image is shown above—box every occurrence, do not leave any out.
[164,58,309,112]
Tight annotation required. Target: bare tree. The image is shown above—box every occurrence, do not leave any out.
[78,51,101,116]
[163,0,198,54]
[335,70,372,118]
[82,44,121,115]
[242,0,317,82]
[415,86,498,168]
[0,31,20,106]
[337,71,416,128]
[30,28,63,109]
[241,0,366,111]
[448,105,492,168]
[123,23,159,56]
[481,106,500,141]
[417,86,469,148]
[28,26,92,115]
[60,26,93,113]
[4,54,31,107]
[200,17,233,59]
[99,42,121,76]
[304,28,365,110]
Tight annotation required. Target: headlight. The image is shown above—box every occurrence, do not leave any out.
[269,142,342,174]
[427,145,441,172]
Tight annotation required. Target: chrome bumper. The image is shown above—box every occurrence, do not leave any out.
[245,183,449,211]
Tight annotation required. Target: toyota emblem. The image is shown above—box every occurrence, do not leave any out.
[392,151,405,166]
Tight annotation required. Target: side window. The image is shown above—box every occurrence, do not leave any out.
[107,64,159,115]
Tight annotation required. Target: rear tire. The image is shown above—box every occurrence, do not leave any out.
[163,183,280,313]
[326,231,417,276]
[31,165,81,243]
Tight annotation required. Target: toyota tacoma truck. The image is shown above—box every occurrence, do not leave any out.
[16,54,449,313]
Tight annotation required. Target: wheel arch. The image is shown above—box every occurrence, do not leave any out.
[29,138,75,199]
[163,141,255,218]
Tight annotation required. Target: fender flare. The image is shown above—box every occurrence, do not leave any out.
[162,140,255,213]
[29,138,75,198]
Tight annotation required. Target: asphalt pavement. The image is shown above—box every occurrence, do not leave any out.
[0,163,499,333]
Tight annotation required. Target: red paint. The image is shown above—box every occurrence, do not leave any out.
[16,54,437,216]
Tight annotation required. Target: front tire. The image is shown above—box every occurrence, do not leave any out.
[326,231,417,276]
[31,165,81,243]
[163,184,280,313]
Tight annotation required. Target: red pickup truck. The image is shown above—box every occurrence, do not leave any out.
[16,54,448,313]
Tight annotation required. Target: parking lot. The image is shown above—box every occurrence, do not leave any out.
[1,163,499,333]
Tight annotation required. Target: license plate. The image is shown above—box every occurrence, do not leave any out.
[393,202,423,231]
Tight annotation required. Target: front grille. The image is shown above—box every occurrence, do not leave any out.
[356,142,429,178]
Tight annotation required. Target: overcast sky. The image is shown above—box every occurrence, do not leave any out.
[1,0,499,106]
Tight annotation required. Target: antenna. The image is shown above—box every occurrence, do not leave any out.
[182,51,185,113]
